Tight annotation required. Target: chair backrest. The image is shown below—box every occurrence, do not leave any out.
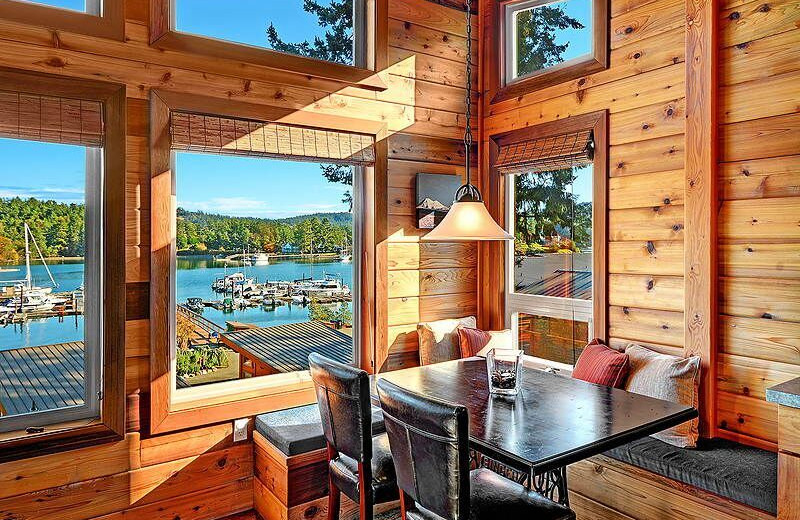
[377,378,470,520]
[308,352,372,463]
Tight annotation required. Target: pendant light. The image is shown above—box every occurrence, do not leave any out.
[422,0,513,242]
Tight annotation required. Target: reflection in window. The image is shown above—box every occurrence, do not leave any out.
[0,138,100,429]
[517,313,589,365]
[173,154,356,389]
[506,0,593,82]
[175,0,362,66]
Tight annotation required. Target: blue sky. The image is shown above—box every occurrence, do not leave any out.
[517,0,593,65]
[175,0,333,51]
[26,0,86,11]
[176,152,350,218]
[0,139,85,203]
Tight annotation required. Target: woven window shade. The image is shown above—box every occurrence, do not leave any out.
[170,111,376,165]
[496,130,593,175]
[0,90,104,147]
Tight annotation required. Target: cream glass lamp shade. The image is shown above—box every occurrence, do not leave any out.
[423,199,514,241]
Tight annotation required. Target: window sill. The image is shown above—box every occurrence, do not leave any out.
[492,57,607,105]
[0,421,121,464]
[151,31,387,92]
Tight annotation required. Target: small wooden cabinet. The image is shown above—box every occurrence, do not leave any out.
[769,380,800,520]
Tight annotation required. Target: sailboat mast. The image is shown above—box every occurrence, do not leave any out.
[24,223,31,290]
[26,224,58,288]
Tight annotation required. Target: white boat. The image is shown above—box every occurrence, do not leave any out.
[247,253,270,265]
[0,223,62,310]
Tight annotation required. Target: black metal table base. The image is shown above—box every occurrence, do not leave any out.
[470,450,569,506]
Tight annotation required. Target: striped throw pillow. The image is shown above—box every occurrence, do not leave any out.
[624,343,701,448]
[572,339,630,388]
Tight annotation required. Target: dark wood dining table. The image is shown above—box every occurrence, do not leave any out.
[370,357,698,506]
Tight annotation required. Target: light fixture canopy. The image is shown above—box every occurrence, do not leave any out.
[421,0,513,243]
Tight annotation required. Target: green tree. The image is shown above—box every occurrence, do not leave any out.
[266,0,355,65]
[515,5,584,77]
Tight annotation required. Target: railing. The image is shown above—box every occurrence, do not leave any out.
[177,304,224,335]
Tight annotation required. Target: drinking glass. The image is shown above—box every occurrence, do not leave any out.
[486,348,523,395]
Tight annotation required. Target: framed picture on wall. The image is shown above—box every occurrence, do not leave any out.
[415,173,461,229]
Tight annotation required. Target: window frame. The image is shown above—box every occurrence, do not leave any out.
[491,0,608,103]
[0,0,123,40]
[150,0,386,92]
[489,110,608,369]
[0,68,126,462]
[149,90,385,435]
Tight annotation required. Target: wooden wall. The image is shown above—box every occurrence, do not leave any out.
[715,0,800,449]
[382,0,479,371]
[483,0,689,354]
[0,0,476,518]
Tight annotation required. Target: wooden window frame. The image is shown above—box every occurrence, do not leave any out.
[149,0,387,92]
[148,90,386,435]
[482,110,608,359]
[490,0,609,103]
[0,0,123,40]
[0,68,126,463]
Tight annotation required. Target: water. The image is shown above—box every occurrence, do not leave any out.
[0,256,354,350]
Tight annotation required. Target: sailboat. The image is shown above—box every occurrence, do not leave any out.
[0,224,62,313]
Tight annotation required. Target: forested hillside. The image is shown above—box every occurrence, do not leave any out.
[0,197,84,262]
[176,208,352,253]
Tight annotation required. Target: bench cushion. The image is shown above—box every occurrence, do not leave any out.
[255,403,386,456]
[605,436,777,514]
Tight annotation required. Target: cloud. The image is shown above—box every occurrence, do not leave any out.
[178,197,346,218]
[0,185,85,203]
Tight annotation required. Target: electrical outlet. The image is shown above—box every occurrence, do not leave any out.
[233,418,249,442]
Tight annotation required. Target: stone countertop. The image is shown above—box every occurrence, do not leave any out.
[766,377,800,409]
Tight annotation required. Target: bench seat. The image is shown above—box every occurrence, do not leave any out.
[255,403,386,456]
[604,436,777,515]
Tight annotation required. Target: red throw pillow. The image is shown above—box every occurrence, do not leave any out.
[572,339,630,388]
[457,326,491,358]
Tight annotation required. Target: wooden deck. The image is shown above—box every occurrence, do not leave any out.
[0,341,84,417]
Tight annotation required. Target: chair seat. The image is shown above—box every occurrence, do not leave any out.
[406,468,574,520]
[329,432,399,504]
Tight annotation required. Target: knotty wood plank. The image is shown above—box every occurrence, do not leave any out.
[610,98,686,146]
[720,0,800,48]
[609,274,685,312]
[719,241,800,279]
[720,315,800,365]
[387,267,477,298]
[717,390,778,442]
[610,136,685,178]
[609,169,684,209]
[609,205,685,241]
[721,28,800,86]
[720,112,800,163]
[719,154,800,200]
[717,353,799,399]
[611,0,684,49]
[719,197,800,240]
[720,277,800,322]
[609,240,684,276]
[608,305,685,346]
[387,242,477,270]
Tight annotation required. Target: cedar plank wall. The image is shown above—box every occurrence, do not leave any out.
[383,0,479,371]
[716,0,800,448]
[484,0,690,359]
[0,0,476,518]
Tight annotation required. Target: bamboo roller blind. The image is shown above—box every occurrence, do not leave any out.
[170,111,376,165]
[0,90,104,147]
[496,130,593,174]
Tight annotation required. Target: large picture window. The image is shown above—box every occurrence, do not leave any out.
[0,72,126,455]
[149,92,378,433]
[0,0,122,40]
[172,153,359,391]
[496,112,607,369]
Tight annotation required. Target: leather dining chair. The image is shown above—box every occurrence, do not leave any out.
[377,378,575,520]
[308,353,398,520]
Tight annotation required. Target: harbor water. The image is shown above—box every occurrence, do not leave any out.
[0,255,354,351]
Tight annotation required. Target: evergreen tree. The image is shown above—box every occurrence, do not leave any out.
[266,0,355,65]
[515,5,584,77]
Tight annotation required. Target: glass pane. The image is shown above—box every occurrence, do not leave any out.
[19,0,97,13]
[513,164,592,299]
[517,312,588,365]
[175,0,358,66]
[174,154,355,389]
[0,138,89,418]
[513,0,593,79]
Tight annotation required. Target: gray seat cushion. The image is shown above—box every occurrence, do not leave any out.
[255,403,385,456]
[604,436,777,514]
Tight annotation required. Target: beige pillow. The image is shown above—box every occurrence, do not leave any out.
[418,316,476,365]
[624,343,701,448]
[475,329,513,357]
